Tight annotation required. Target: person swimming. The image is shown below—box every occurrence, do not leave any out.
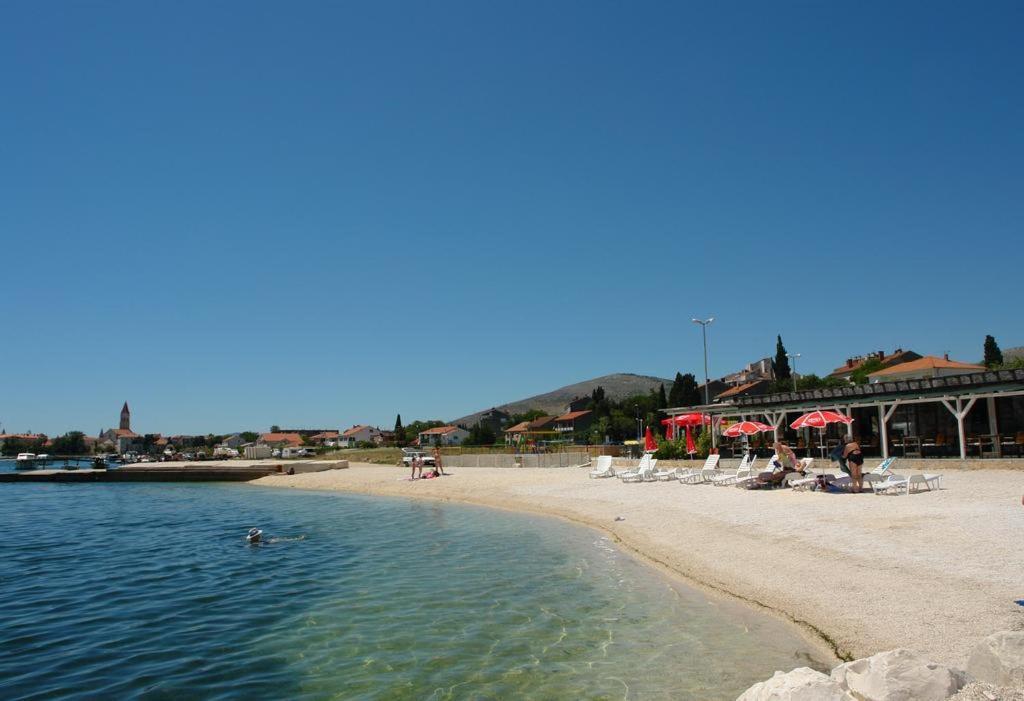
[246,528,263,544]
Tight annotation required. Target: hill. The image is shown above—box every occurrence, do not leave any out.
[451,373,673,427]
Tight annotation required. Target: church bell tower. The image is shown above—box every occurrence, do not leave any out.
[120,402,131,431]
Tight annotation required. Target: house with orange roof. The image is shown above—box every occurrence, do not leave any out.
[417,425,469,446]
[829,349,923,380]
[553,410,594,443]
[867,354,986,383]
[258,432,304,448]
[337,425,382,448]
[714,379,771,402]
[503,416,557,446]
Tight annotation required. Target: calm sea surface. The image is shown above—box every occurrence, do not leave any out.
[0,480,828,699]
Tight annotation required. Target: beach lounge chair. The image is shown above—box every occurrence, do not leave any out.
[829,457,897,491]
[710,454,756,486]
[653,462,686,481]
[873,471,942,495]
[677,454,721,484]
[621,456,658,483]
[588,455,615,479]
[735,455,779,489]
[616,453,652,480]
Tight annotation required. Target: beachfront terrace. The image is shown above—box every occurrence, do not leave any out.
[667,368,1024,461]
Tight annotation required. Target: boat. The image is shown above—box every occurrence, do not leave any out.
[15,453,39,469]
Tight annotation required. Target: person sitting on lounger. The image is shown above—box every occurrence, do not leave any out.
[755,442,804,488]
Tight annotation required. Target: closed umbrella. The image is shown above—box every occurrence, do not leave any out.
[644,426,658,453]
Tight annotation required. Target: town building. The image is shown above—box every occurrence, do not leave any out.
[258,432,304,448]
[418,425,469,446]
[828,349,922,381]
[99,402,142,454]
[552,410,594,443]
[503,416,557,446]
[866,355,986,383]
[337,425,381,448]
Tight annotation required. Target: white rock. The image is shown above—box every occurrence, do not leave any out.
[737,667,854,701]
[967,631,1024,688]
[830,648,966,701]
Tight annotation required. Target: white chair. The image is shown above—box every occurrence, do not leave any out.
[653,462,685,481]
[735,454,779,489]
[710,455,756,486]
[622,456,658,483]
[588,455,615,479]
[874,471,942,496]
[678,454,721,484]
[616,453,651,480]
[831,457,897,491]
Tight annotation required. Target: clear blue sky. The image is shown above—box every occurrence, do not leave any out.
[2,1,1021,436]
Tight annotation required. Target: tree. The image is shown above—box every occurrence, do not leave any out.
[50,431,87,455]
[984,335,1003,368]
[680,374,701,406]
[668,372,687,407]
[464,423,497,446]
[774,335,791,380]
[269,425,281,433]
[394,414,407,446]
[240,432,259,443]
[591,386,605,405]
[656,384,667,409]
[850,357,884,385]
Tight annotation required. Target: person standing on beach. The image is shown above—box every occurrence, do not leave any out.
[433,445,446,475]
[842,437,865,493]
[410,453,422,480]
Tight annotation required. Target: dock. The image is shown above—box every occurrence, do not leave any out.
[0,459,348,484]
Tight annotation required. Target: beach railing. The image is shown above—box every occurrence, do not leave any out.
[443,452,590,468]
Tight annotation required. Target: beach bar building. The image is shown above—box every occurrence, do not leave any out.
[666,368,1024,461]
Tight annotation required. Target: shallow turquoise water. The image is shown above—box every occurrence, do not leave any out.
[0,484,827,699]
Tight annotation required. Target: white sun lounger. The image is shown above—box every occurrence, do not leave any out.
[588,455,615,479]
[710,455,757,486]
[873,471,942,495]
[678,454,721,484]
[734,455,779,489]
[621,456,658,483]
[828,457,897,491]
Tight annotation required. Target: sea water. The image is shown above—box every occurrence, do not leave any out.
[0,484,829,699]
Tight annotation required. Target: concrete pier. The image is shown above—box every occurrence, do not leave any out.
[0,459,348,483]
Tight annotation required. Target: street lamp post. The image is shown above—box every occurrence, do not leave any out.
[634,404,641,455]
[691,317,715,450]
[787,353,801,391]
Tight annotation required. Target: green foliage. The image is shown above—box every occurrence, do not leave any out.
[403,419,446,442]
[508,409,548,425]
[850,357,885,385]
[240,432,259,443]
[0,435,47,456]
[50,431,88,455]
[984,335,1003,368]
[464,423,497,446]
[270,425,281,433]
[1000,357,1024,370]
[668,372,701,407]
[695,426,713,459]
[656,384,667,409]
[774,335,791,380]
[653,438,688,460]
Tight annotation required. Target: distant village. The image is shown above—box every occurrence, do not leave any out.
[2,335,1021,461]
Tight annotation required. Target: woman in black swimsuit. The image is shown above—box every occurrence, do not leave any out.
[842,438,865,493]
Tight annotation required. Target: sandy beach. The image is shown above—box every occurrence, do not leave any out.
[251,463,1024,668]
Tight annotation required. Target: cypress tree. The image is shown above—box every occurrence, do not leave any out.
[394,414,406,446]
[680,373,701,406]
[668,372,686,406]
[657,383,667,409]
[983,335,1003,368]
[774,335,791,380]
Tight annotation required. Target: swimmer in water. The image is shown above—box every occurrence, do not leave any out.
[246,528,263,544]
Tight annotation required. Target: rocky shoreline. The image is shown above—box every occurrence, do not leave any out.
[739,630,1024,700]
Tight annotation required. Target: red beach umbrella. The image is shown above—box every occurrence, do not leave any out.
[722,420,774,437]
[790,410,853,430]
[644,426,658,453]
[685,427,696,455]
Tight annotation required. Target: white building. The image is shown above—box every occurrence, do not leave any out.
[417,425,469,446]
[338,425,382,448]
